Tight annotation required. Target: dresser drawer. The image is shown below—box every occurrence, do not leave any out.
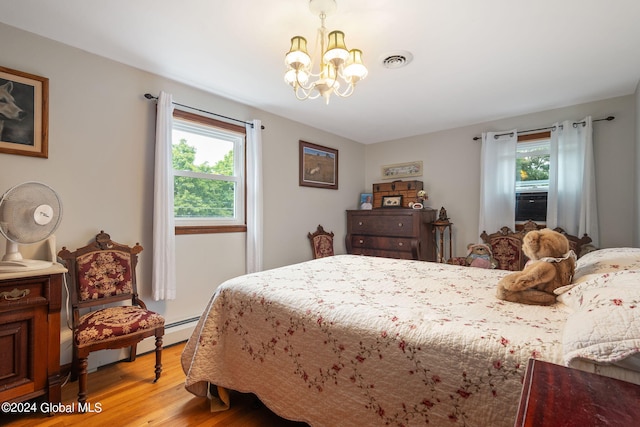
[351,235,415,252]
[349,214,415,237]
[351,248,415,260]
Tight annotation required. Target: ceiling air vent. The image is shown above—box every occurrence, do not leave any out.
[381,51,413,69]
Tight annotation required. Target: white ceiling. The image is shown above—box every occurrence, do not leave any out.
[1,0,639,144]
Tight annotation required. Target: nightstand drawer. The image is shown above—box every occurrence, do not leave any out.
[0,277,48,310]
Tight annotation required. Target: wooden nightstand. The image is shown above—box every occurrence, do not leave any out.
[515,358,640,426]
[0,264,66,406]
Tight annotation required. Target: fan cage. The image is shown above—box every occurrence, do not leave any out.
[0,182,63,244]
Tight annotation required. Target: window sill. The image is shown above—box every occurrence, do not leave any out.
[175,225,247,235]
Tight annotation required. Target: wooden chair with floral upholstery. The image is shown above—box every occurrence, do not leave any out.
[58,230,164,405]
[308,225,335,259]
[480,220,540,271]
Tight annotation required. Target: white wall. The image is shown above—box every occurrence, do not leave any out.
[0,23,365,366]
[365,95,637,257]
[635,81,640,246]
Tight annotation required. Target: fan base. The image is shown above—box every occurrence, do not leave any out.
[0,259,53,273]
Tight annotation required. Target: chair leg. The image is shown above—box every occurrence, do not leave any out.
[77,357,88,406]
[128,343,137,362]
[70,351,79,382]
[154,335,163,383]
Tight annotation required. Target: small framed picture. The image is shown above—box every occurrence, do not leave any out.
[381,195,403,207]
[359,193,373,210]
[381,161,423,179]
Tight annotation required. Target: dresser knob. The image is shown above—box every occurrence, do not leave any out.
[398,242,403,247]
[398,222,403,227]
[358,221,363,226]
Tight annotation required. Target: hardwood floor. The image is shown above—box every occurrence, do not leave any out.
[1,343,308,426]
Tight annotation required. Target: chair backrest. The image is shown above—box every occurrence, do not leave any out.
[480,220,540,271]
[58,230,143,311]
[552,227,593,258]
[481,221,594,270]
[308,225,334,259]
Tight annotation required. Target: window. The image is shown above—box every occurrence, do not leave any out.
[515,132,550,223]
[172,109,246,234]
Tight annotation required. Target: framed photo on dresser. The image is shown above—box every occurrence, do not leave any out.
[382,195,403,207]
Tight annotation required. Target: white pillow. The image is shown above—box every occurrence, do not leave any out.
[562,269,640,367]
[555,247,640,296]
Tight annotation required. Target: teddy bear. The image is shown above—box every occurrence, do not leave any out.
[496,228,576,305]
[465,243,498,269]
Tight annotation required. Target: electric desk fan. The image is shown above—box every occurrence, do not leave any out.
[0,182,63,273]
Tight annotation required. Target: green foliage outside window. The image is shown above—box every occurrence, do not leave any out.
[516,155,549,181]
[172,139,235,218]
[516,143,549,183]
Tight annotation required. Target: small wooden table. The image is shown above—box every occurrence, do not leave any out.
[432,220,452,263]
[515,358,640,426]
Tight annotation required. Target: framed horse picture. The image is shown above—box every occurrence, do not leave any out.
[299,140,338,189]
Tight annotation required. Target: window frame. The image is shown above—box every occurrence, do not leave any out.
[515,131,550,227]
[172,109,247,235]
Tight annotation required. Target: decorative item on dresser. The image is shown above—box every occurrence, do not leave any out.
[372,180,423,209]
[0,264,66,406]
[346,208,436,261]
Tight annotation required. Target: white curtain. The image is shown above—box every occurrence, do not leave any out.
[547,116,599,246]
[152,91,177,300]
[479,130,517,237]
[246,120,263,273]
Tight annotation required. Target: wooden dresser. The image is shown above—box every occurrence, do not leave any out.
[346,209,437,261]
[515,358,640,426]
[0,264,65,406]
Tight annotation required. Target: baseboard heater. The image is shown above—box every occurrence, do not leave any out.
[165,316,200,330]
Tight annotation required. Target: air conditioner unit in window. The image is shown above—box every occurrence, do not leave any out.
[516,192,547,222]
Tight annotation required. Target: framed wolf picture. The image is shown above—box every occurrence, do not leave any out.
[0,66,49,158]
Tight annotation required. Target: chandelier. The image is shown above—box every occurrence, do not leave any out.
[284,0,368,104]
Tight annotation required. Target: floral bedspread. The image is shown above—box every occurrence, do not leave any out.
[181,255,572,427]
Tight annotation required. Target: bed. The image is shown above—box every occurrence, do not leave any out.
[181,248,640,427]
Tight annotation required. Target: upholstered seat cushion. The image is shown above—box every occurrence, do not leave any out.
[75,306,165,347]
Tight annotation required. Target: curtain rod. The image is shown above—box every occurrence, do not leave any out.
[143,93,265,129]
[472,115,614,141]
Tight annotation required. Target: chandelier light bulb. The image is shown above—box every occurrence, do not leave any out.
[285,36,311,70]
[343,49,368,83]
[285,68,310,86]
[323,31,349,67]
